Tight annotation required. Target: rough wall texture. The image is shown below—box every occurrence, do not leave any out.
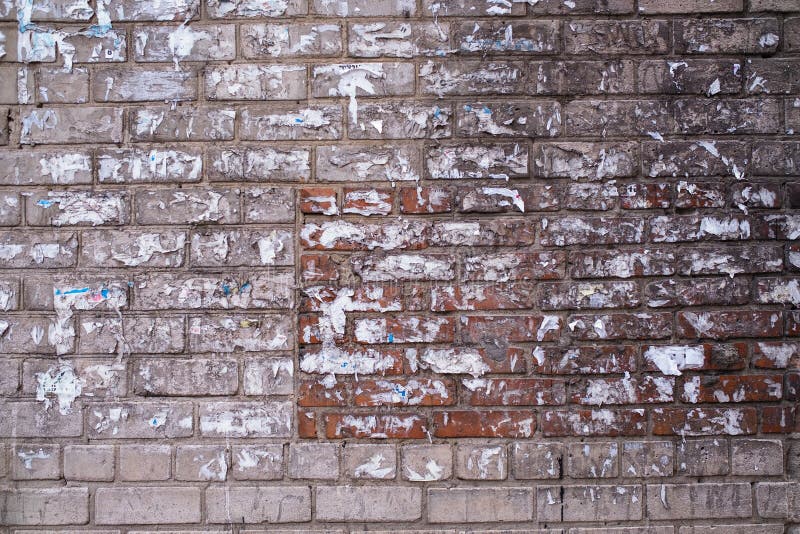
[0,0,799,532]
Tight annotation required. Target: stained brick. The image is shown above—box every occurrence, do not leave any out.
[3,1,799,530]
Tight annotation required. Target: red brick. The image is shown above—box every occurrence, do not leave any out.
[300,187,338,215]
[301,220,429,251]
[463,251,566,281]
[464,378,567,406]
[568,313,673,340]
[409,347,527,375]
[353,378,455,406]
[541,409,647,437]
[653,407,758,436]
[342,188,394,216]
[677,310,783,340]
[461,315,562,343]
[433,410,536,438]
[457,185,560,213]
[300,347,405,375]
[645,277,749,308]
[571,376,675,405]
[789,311,800,336]
[674,181,726,208]
[354,315,456,344]
[641,343,748,373]
[753,342,800,369]
[786,372,799,402]
[570,248,675,278]
[298,410,318,438]
[300,254,340,282]
[540,216,645,247]
[325,414,427,439]
[298,379,349,407]
[680,374,783,403]
[532,345,638,375]
[619,183,671,209]
[400,186,453,214]
[430,283,537,311]
[432,220,536,247]
[299,314,323,344]
[300,284,402,312]
[762,406,799,433]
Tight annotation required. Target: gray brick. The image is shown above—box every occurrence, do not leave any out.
[428,487,533,523]
[317,486,422,521]
[731,439,783,475]
[289,442,340,479]
[87,401,193,439]
[93,67,197,102]
[133,24,235,63]
[0,488,88,525]
[647,483,752,520]
[119,445,171,481]
[205,65,306,100]
[64,445,114,481]
[95,488,200,525]
[199,401,292,437]
[11,444,61,480]
[538,485,642,522]
[242,23,342,58]
[21,107,123,144]
[206,486,311,523]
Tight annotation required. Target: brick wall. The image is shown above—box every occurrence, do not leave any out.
[0,0,799,531]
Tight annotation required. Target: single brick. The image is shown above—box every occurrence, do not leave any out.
[512,442,563,479]
[538,484,642,522]
[206,65,307,100]
[647,483,752,520]
[130,105,235,142]
[428,487,533,523]
[133,358,239,397]
[655,407,757,436]
[622,441,674,478]
[206,486,311,523]
[95,487,201,525]
[118,445,171,481]
[133,24,235,63]
[93,67,197,102]
[542,409,647,437]
[349,21,448,57]
[289,442,340,480]
[200,401,292,438]
[639,0,742,12]
[675,18,780,54]
[1,488,88,525]
[317,486,422,522]
[21,107,123,144]
[240,105,342,141]
[175,445,228,481]
[207,0,305,17]
[455,444,507,480]
[567,442,619,479]
[64,445,114,481]
[677,438,729,476]
[109,0,200,20]
[12,444,60,480]
[0,401,82,437]
[88,402,193,439]
[232,445,283,480]
[402,444,452,481]
[731,439,783,475]
[344,444,397,479]
[353,101,451,140]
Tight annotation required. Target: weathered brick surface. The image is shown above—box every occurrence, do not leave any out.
[1,0,798,530]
